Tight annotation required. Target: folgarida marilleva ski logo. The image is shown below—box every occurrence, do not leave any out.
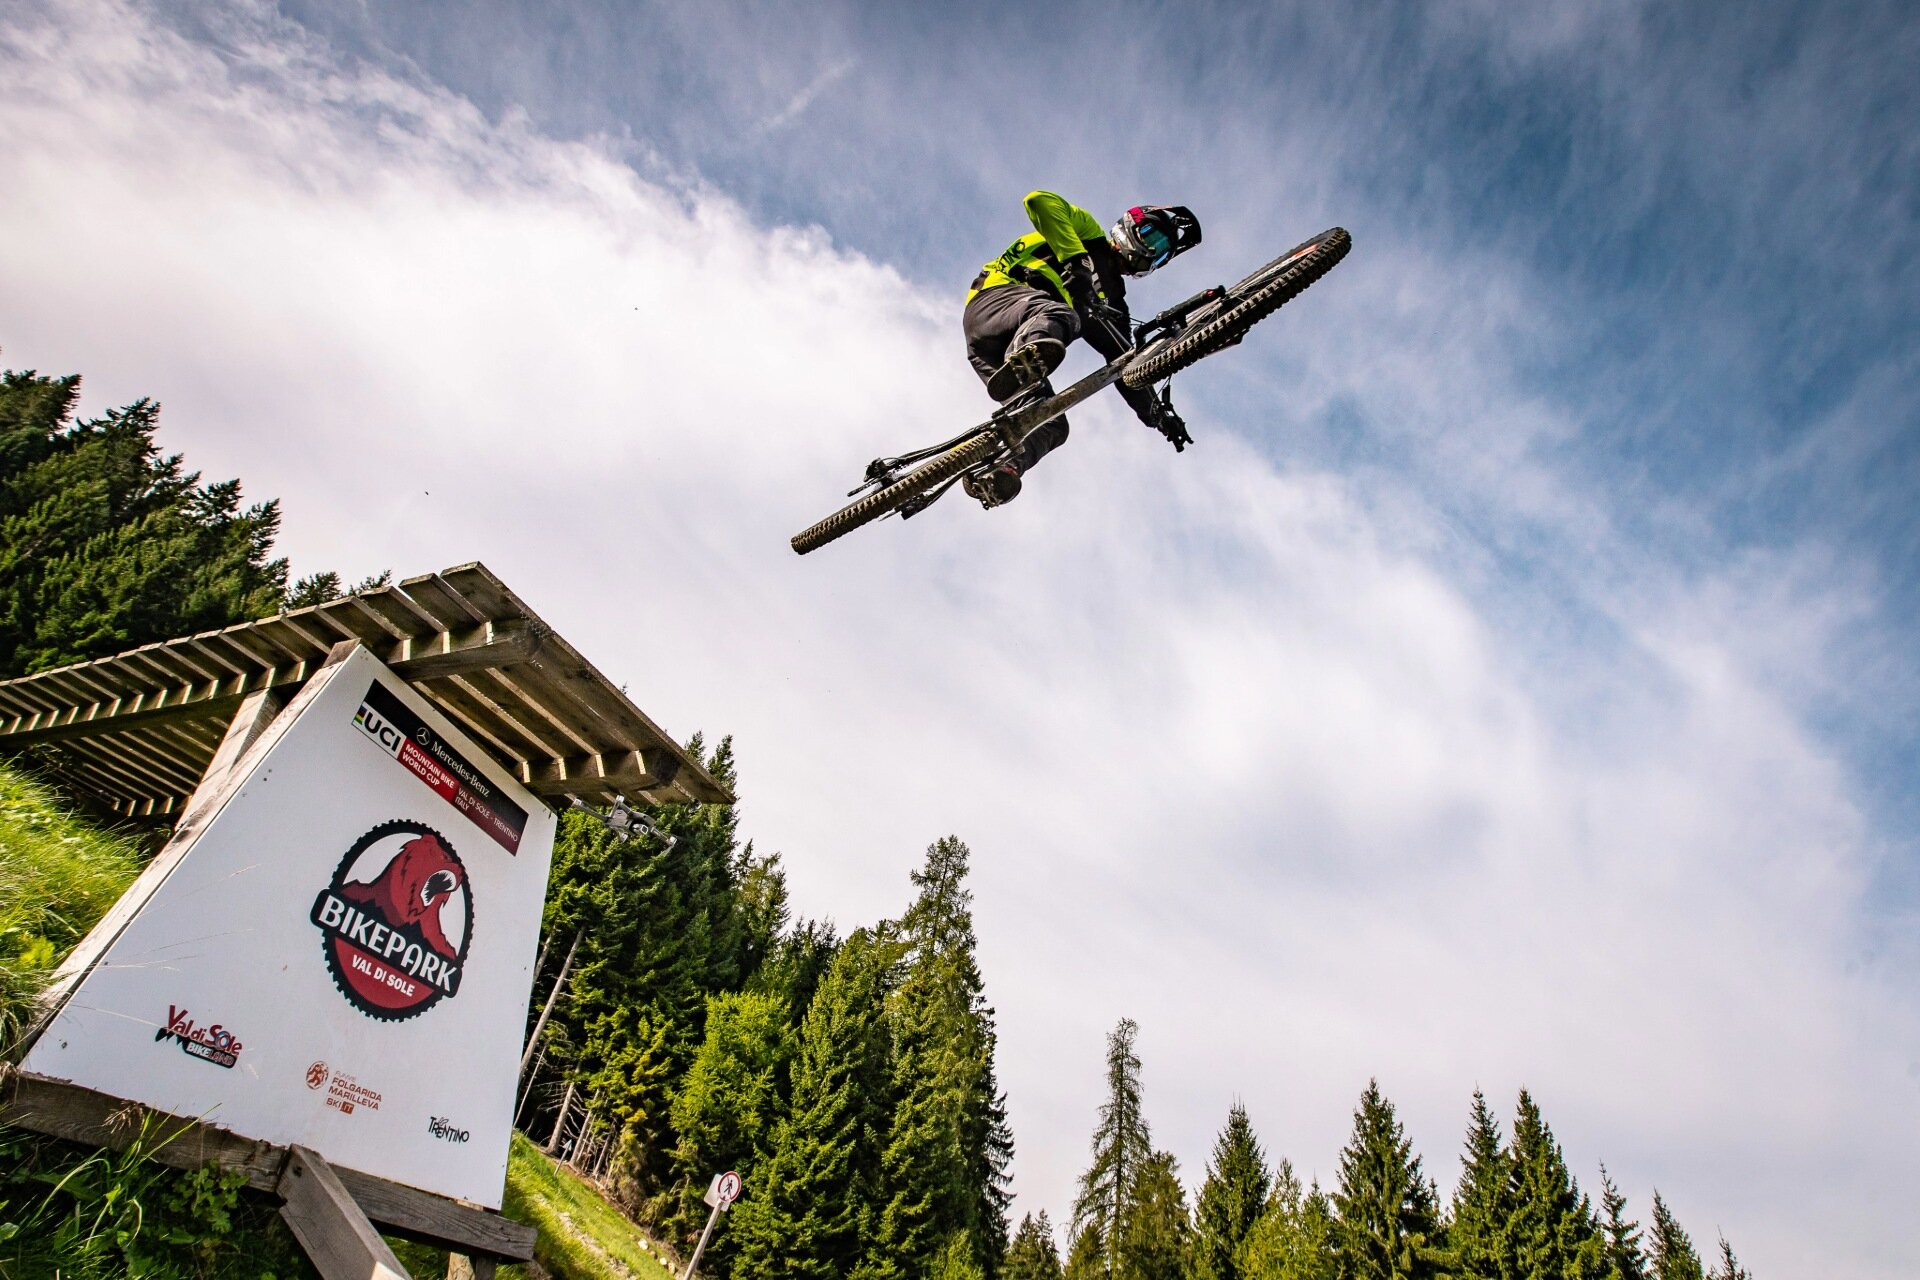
[311,821,472,1022]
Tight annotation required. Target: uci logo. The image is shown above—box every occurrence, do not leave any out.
[353,703,405,755]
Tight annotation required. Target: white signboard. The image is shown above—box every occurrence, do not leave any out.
[22,647,557,1208]
[705,1170,742,1209]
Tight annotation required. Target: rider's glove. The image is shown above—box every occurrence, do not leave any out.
[1060,255,1098,313]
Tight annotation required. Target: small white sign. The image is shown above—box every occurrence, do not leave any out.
[705,1170,742,1209]
[21,647,557,1208]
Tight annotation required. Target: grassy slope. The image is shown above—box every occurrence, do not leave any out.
[505,1134,677,1280]
[0,767,145,1047]
[0,766,675,1280]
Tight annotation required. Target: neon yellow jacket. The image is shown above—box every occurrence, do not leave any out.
[967,190,1108,304]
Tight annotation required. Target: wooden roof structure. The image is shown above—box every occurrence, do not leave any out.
[0,563,727,817]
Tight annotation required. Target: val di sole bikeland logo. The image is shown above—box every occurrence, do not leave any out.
[310,820,474,1022]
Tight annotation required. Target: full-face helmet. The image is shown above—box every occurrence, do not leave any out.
[1106,205,1202,275]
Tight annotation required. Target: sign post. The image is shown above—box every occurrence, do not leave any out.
[682,1170,742,1279]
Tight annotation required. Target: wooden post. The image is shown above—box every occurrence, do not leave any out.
[278,1144,411,1280]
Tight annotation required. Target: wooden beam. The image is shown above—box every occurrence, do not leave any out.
[520,749,668,799]
[1,1073,288,1190]
[1,1075,536,1263]
[332,1166,536,1262]
[278,1146,413,1280]
[0,660,317,750]
[385,619,545,682]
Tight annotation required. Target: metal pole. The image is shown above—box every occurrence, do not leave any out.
[681,1203,722,1280]
[520,928,581,1080]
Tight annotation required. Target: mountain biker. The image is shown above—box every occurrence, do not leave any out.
[961,191,1202,508]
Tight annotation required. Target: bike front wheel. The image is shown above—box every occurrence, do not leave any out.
[1121,227,1351,390]
[791,429,1003,555]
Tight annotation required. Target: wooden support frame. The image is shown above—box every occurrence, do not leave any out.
[6,634,541,1277]
[0,1073,536,1270]
[279,1145,411,1280]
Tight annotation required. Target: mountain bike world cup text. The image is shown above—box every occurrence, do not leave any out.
[351,679,527,853]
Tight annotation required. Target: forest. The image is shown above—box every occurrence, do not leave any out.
[0,368,1752,1278]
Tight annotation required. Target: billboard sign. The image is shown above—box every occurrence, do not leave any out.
[22,646,558,1208]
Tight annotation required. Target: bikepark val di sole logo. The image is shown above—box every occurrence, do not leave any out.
[310,820,473,1022]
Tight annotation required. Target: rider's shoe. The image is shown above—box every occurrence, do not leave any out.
[986,338,1067,402]
[1150,402,1193,451]
[963,461,1024,509]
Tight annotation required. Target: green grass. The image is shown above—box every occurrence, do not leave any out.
[0,768,145,1053]
[504,1132,678,1280]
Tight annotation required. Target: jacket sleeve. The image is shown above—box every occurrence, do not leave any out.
[1023,190,1091,261]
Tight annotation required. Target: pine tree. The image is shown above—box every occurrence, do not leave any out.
[1192,1101,1274,1280]
[666,989,792,1259]
[0,370,294,676]
[1330,1080,1442,1280]
[1597,1165,1647,1280]
[533,738,770,1212]
[1447,1090,1511,1280]
[1072,1019,1154,1279]
[1116,1150,1190,1280]
[1645,1193,1703,1280]
[1005,1212,1065,1280]
[1238,1162,1337,1280]
[728,928,902,1280]
[1064,1222,1108,1280]
[862,838,1012,1280]
[1503,1090,1605,1280]
[1705,1237,1749,1280]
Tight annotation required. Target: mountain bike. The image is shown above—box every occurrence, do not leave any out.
[790,226,1351,555]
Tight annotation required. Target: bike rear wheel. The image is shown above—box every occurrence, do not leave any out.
[1121,227,1350,390]
[791,429,1003,555]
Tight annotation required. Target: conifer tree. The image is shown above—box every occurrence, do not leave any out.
[0,370,291,675]
[1597,1166,1647,1280]
[1705,1237,1749,1280]
[1073,1019,1154,1279]
[1238,1162,1337,1280]
[1645,1193,1703,1280]
[1005,1211,1065,1280]
[666,989,792,1253]
[1064,1222,1107,1280]
[1116,1150,1190,1280]
[534,739,777,1210]
[1331,1080,1443,1280]
[1192,1101,1274,1280]
[1447,1090,1511,1280]
[862,838,1012,1279]
[728,928,902,1280]
[1504,1090,1606,1280]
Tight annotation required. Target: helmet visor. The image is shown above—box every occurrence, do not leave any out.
[1138,223,1173,268]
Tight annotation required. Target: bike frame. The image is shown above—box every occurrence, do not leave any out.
[851,280,1232,512]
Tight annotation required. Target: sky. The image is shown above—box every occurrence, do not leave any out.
[3,0,1918,1273]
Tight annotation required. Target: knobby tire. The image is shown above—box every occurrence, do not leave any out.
[1121,227,1351,390]
[790,429,1002,555]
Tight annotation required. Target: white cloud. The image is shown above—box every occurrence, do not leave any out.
[2,3,1914,1274]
